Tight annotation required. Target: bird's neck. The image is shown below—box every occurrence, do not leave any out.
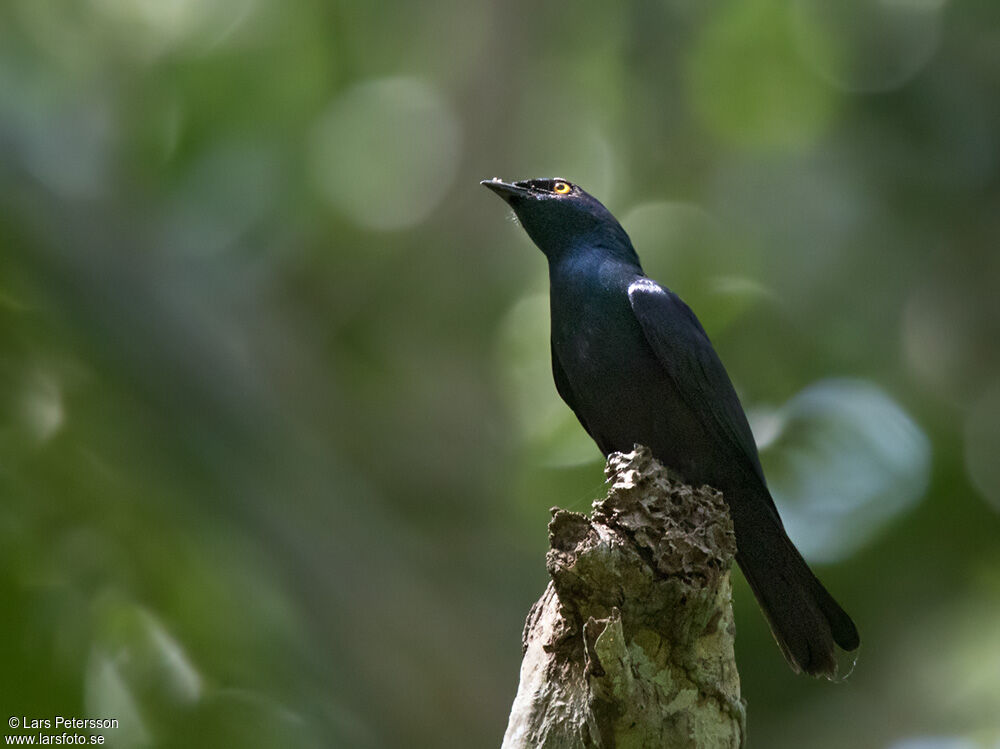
[547,244,642,354]
[548,239,643,286]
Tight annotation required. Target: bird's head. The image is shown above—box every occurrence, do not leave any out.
[481,177,638,265]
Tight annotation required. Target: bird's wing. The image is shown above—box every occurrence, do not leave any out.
[627,277,766,484]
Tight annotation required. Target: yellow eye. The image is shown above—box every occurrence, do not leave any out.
[553,182,571,194]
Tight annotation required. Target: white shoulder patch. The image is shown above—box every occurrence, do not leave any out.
[627,278,664,302]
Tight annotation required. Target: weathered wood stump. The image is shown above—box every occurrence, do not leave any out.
[502,446,746,748]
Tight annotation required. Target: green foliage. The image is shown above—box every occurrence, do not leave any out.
[1,0,999,747]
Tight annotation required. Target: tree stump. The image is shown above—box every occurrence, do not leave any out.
[502,446,746,749]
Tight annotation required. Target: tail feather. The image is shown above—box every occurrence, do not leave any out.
[734,504,859,678]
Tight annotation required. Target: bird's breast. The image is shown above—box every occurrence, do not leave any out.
[553,296,658,399]
[551,281,663,407]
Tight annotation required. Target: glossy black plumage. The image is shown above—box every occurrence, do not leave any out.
[482,177,859,678]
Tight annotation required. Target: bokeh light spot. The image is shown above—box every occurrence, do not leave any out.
[761,379,931,562]
[85,652,151,746]
[86,0,258,55]
[19,371,64,444]
[793,0,946,93]
[687,0,838,150]
[309,77,462,231]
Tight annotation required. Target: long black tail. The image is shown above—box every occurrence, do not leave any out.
[733,497,860,678]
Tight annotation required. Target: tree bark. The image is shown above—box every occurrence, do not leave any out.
[501,446,746,749]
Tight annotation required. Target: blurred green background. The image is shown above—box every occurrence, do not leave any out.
[1,0,999,747]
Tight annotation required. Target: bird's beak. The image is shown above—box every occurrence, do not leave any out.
[480,178,530,203]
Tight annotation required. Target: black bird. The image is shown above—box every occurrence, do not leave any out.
[482,176,859,678]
